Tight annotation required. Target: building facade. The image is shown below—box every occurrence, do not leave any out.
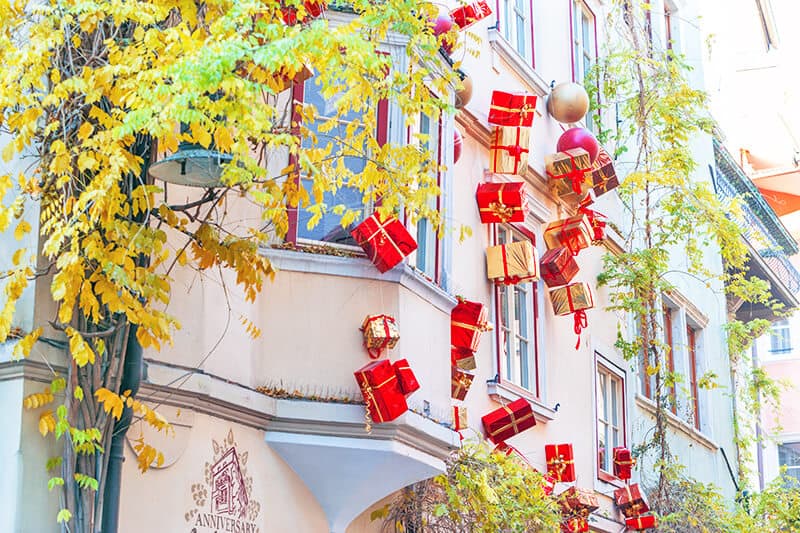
[0,1,790,532]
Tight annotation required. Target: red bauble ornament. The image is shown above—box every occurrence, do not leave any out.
[453,129,463,163]
[556,127,600,163]
[431,14,455,54]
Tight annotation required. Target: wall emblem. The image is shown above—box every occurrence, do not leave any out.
[186,429,260,532]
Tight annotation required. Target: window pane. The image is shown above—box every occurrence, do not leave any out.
[503,0,512,41]
[611,378,619,426]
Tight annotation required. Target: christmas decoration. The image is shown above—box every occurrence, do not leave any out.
[556,127,600,163]
[392,359,420,396]
[451,297,491,352]
[486,239,539,285]
[543,214,593,255]
[545,148,593,198]
[561,515,589,533]
[545,443,576,482]
[547,82,590,124]
[539,246,579,288]
[431,13,456,54]
[493,442,530,465]
[455,71,473,108]
[451,346,477,371]
[613,447,635,480]
[591,148,619,197]
[482,398,536,444]
[360,314,400,359]
[578,198,607,243]
[490,126,530,175]
[452,405,468,431]
[542,472,556,496]
[454,128,463,164]
[614,483,650,518]
[549,282,594,348]
[351,213,418,273]
[281,0,326,25]
[625,514,658,530]
[559,486,600,517]
[488,91,537,127]
[450,0,492,29]
[451,366,474,400]
[354,360,408,427]
[475,181,527,223]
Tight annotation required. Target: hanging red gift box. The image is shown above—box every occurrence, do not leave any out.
[542,471,557,496]
[475,182,527,223]
[451,298,491,353]
[539,246,579,288]
[452,405,468,431]
[449,0,492,29]
[614,483,650,518]
[490,126,530,175]
[625,514,657,530]
[451,366,474,400]
[493,442,528,463]
[545,443,576,482]
[559,486,599,517]
[351,213,418,273]
[451,345,477,371]
[281,0,326,25]
[361,314,400,359]
[392,359,420,396]
[486,240,539,285]
[613,447,635,480]
[354,360,408,425]
[546,149,593,199]
[488,91,537,127]
[543,214,593,255]
[561,516,589,533]
[481,398,536,444]
[591,148,619,197]
[549,282,594,349]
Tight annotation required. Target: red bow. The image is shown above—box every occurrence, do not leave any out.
[547,153,590,194]
[579,196,607,243]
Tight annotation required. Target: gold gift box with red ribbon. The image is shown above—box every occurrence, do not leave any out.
[486,240,539,285]
[450,0,492,29]
[451,366,474,400]
[452,405,468,431]
[361,314,400,359]
[481,398,536,444]
[546,149,593,199]
[490,126,530,175]
[625,514,657,530]
[614,483,650,518]
[488,91,537,127]
[559,486,600,517]
[549,282,594,316]
[351,213,418,273]
[545,443,576,482]
[354,359,408,424]
[543,214,593,256]
[475,181,527,223]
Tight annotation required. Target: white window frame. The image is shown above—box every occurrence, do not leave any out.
[778,442,800,486]
[770,319,792,353]
[596,357,626,477]
[499,0,533,64]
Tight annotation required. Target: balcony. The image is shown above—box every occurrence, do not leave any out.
[713,139,800,320]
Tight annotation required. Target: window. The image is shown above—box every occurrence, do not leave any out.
[770,319,791,353]
[687,325,701,430]
[664,4,673,51]
[496,226,539,394]
[778,442,800,486]
[410,111,442,282]
[571,0,596,130]
[289,75,388,245]
[663,305,677,414]
[597,359,625,478]
[498,0,534,64]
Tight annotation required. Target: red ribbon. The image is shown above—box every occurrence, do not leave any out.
[492,128,529,174]
[547,153,590,194]
[566,286,587,350]
[550,217,583,256]
[578,196,607,243]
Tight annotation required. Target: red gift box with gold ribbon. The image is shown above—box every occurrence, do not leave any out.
[281,0,326,25]
[476,182,527,223]
[351,214,418,273]
[481,398,536,444]
[540,246,579,288]
[545,443,576,482]
[354,360,408,424]
[451,345,477,371]
[449,0,492,29]
[392,359,420,396]
[451,298,490,353]
[591,148,619,197]
[614,483,650,518]
[451,366,474,400]
[613,446,635,480]
[490,126,530,175]
[561,516,589,533]
[488,91,537,127]
[543,214,593,256]
[559,486,599,517]
[625,514,657,530]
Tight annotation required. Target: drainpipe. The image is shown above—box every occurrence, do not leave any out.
[100,324,142,533]
[753,341,766,491]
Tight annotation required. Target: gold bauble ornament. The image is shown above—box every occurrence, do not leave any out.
[547,82,590,124]
[455,74,473,109]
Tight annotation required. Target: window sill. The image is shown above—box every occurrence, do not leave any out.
[598,469,626,488]
[487,29,551,97]
[261,246,457,314]
[635,394,719,451]
[487,380,557,422]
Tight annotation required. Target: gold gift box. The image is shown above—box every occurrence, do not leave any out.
[452,406,468,431]
[490,126,531,175]
[361,315,400,351]
[545,148,593,199]
[486,240,539,283]
[549,282,594,316]
[543,214,593,254]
